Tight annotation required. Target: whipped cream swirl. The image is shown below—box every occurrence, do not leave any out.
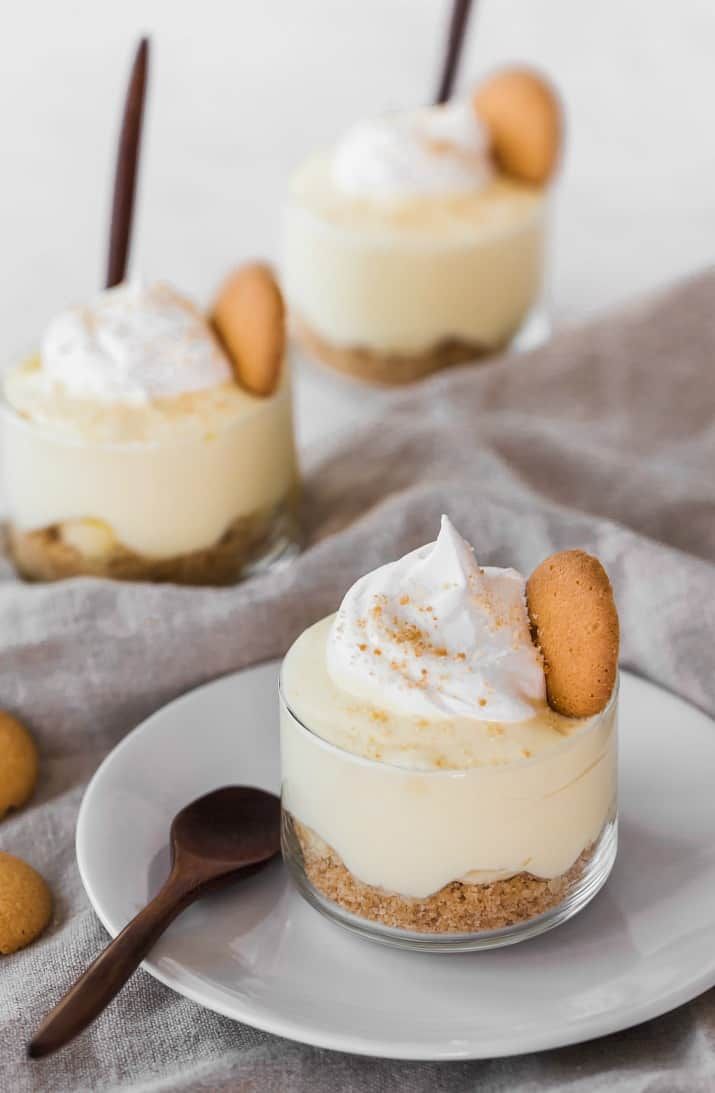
[332,100,493,201]
[40,281,232,404]
[327,516,545,722]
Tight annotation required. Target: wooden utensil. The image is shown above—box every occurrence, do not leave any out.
[105,37,150,289]
[434,0,475,104]
[28,785,281,1059]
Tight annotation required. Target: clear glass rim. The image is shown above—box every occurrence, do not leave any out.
[279,671,619,779]
[283,183,550,252]
[0,354,293,454]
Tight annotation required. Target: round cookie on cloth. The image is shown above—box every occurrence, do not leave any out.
[211,263,285,397]
[526,550,619,718]
[0,711,38,820]
[0,852,52,955]
[473,67,562,186]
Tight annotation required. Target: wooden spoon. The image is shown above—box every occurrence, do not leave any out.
[28,785,281,1059]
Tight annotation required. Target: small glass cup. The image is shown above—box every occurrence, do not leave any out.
[280,681,618,952]
[282,154,553,386]
[1,357,301,586]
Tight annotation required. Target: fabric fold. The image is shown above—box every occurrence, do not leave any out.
[1,270,713,1092]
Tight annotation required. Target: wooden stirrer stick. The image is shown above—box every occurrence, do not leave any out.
[434,0,474,104]
[105,37,150,289]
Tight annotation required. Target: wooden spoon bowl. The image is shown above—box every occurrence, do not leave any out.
[29,785,281,1059]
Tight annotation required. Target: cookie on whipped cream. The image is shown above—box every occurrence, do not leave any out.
[526,550,619,718]
[473,67,562,185]
[211,264,285,397]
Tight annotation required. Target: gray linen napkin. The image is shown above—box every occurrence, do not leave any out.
[1,271,714,1092]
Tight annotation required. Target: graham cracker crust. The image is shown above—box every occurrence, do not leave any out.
[289,815,595,934]
[9,496,300,586]
[295,316,495,386]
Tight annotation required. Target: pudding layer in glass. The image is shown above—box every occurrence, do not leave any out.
[3,279,299,584]
[3,367,298,583]
[279,517,618,948]
[281,616,616,936]
[284,162,546,383]
[283,96,552,385]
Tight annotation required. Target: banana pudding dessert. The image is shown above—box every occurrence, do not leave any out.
[280,517,619,949]
[3,265,299,584]
[283,68,562,385]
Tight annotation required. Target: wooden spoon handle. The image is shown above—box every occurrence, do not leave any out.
[28,872,194,1059]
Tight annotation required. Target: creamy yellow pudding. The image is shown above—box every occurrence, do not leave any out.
[280,518,618,947]
[3,280,299,583]
[283,99,550,385]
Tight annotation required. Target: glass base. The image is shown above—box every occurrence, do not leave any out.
[239,501,303,580]
[283,813,617,952]
[8,495,302,586]
[512,304,551,354]
[294,303,552,389]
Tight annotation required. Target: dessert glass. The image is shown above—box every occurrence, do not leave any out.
[1,358,300,585]
[283,165,550,385]
[280,675,617,952]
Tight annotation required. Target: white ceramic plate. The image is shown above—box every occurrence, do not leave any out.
[77,664,715,1061]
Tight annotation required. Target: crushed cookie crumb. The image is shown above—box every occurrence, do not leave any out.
[290,816,600,934]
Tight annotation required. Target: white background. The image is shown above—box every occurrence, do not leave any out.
[2,0,713,446]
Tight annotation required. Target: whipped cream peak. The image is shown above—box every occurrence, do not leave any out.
[40,280,233,404]
[332,100,496,201]
[332,100,494,201]
[327,516,546,722]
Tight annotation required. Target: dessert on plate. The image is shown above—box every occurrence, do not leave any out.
[283,68,562,385]
[280,516,619,949]
[2,265,300,584]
